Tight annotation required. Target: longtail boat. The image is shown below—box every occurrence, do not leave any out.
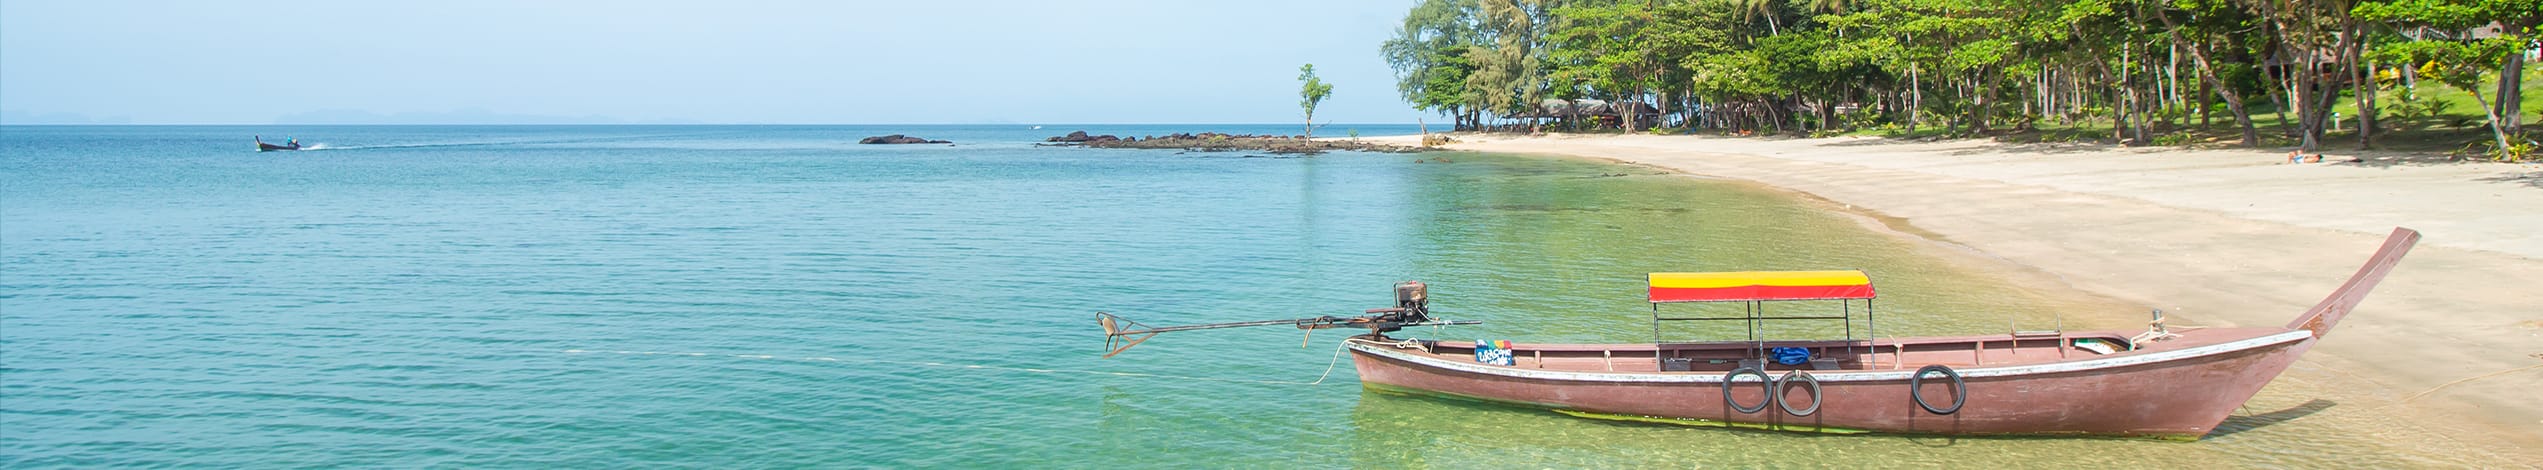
[255,135,301,151]
[1101,227,2420,439]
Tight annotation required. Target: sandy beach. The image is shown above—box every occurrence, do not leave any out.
[1370,132,2543,452]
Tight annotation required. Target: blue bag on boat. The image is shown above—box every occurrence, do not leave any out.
[1771,347,1812,366]
[1475,340,1514,366]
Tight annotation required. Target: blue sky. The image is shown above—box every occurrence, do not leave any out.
[0,0,1430,125]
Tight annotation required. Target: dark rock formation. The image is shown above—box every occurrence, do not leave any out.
[1046,131,1125,143]
[1041,130,1424,155]
[860,134,950,144]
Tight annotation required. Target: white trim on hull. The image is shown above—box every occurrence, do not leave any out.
[1345,330,2314,383]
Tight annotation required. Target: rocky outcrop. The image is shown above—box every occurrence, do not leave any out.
[859,134,950,144]
[1045,131,1122,143]
[1040,131,1425,155]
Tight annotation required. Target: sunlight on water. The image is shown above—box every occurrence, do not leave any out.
[0,126,2512,467]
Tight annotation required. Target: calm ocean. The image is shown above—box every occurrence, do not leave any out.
[0,125,2489,467]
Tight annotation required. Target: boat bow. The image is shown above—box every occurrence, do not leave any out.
[2285,227,2419,339]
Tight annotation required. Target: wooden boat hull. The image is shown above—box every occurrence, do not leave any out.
[257,142,300,151]
[1344,227,2418,438]
[1348,329,2313,438]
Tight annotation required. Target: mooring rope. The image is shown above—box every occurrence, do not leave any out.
[563,339,1361,386]
[2402,362,2543,403]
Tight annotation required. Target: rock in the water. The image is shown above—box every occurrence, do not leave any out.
[1045,130,1129,143]
[1058,131,1426,154]
[860,134,949,144]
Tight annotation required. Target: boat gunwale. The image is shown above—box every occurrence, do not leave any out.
[1346,329,2313,383]
[1436,331,2155,352]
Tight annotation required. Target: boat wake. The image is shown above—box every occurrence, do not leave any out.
[288,141,509,151]
[271,132,730,152]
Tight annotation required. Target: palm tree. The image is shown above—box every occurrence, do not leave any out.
[1729,0,1781,34]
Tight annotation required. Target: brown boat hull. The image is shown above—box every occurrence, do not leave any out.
[1348,329,2314,438]
[1345,228,2421,438]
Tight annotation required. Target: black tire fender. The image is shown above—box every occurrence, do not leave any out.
[1911,364,1966,415]
[1722,367,1772,414]
[1776,370,1822,416]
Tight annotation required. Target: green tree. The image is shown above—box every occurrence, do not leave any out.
[2359,0,2540,157]
[1469,0,1553,131]
[1549,1,1673,132]
[2237,0,2367,154]
[1383,0,2523,157]
[1300,64,1336,138]
[1383,0,1485,129]
[1735,0,1786,35]
[2157,0,2264,147]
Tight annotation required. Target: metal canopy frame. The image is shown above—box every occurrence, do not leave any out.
[1646,273,1878,364]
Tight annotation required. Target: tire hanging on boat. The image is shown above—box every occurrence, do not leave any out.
[1776,370,1821,416]
[1911,364,1966,415]
[1722,367,1772,414]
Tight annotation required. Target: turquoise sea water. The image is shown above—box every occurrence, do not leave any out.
[0,125,2505,467]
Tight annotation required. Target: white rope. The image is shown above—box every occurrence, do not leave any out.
[2403,363,2543,403]
[563,340,1361,386]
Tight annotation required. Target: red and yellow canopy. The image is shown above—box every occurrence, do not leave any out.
[1647,270,1876,303]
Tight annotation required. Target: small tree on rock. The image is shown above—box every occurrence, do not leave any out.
[1300,64,1335,138]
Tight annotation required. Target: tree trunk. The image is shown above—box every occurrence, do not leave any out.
[1908,63,1923,135]
[2401,54,2417,91]
[2133,64,2152,145]
[2200,76,2215,129]
[2257,34,2292,140]
[2060,67,2073,124]
[2289,15,2360,154]
[1972,72,1996,135]
[2467,87,2514,160]
[2108,48,2130,143]
[2036,68,2050,124]
[2497,50,2527,138]
[2295,52,2322,153]
[2139,61,2156,143]
[2110,76,2128,142]
[2355,44,2377,149]
[2263,61,2291,139]
[1821,91,1837,133]
[1654,86,1669,131]
[2170,40,2187,125]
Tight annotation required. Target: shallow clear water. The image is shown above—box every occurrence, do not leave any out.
[0,125,2506,467]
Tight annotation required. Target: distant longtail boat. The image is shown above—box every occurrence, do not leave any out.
[255,135,300,151]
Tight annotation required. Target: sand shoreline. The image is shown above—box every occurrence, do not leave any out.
[1366,132,2543,454]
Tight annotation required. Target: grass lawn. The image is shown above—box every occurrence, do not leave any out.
[1540,64,2539,160]
[1982,66,2542,157]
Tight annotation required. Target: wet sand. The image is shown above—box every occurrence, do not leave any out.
[1369,132,2543,457]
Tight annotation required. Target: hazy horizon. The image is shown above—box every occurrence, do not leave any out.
[1,0,1433,125]
[0,118,1437,126]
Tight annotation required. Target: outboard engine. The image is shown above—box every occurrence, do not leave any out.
[1356,280,1433,333]
[1393,281,1429,320]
